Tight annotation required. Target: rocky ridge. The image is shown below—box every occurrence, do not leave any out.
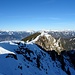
[0,41,75,75]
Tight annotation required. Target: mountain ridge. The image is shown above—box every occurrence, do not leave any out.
[0,31,35,41]
[0,41,75,75]
[22,31,75,54]
[0,30,75,41]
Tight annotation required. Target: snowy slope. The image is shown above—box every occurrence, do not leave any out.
[0,41,75,75]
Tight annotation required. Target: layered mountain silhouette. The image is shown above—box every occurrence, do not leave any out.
[0,31,75,75]
[0,31,34,41]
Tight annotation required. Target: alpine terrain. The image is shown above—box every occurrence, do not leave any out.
[0,31,75,75]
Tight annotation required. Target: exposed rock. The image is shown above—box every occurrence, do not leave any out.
[22,32,75,54]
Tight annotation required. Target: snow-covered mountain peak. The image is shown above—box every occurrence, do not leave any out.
[31,31,53,43]
[40,31,51,37]
[0,41,18,54]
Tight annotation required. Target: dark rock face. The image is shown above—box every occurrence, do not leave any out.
[22,32,41,42]
[48,50,75,75]
[67,50,75,68]
[20,31,75,75]
[6,53,18,60]
[15,42,75,75]
[36,43,75,75]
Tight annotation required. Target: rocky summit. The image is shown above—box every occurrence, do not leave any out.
[22,31,75,54]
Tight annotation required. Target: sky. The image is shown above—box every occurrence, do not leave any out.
[0,0,75,31]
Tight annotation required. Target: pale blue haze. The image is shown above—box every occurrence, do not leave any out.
[0,0,75,31]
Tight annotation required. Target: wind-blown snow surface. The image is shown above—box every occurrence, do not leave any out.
[0,41,75,75]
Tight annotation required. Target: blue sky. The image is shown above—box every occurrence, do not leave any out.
[0,0,75,31]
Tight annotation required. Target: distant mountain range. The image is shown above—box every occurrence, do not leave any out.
[0,31,35,41]
[0,30,75,41]
[0,30,75,52]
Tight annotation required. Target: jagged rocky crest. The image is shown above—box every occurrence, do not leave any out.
[22,31,75,54]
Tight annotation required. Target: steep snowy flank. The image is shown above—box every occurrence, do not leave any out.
[0,41,75,75]
[0,46,15,54]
